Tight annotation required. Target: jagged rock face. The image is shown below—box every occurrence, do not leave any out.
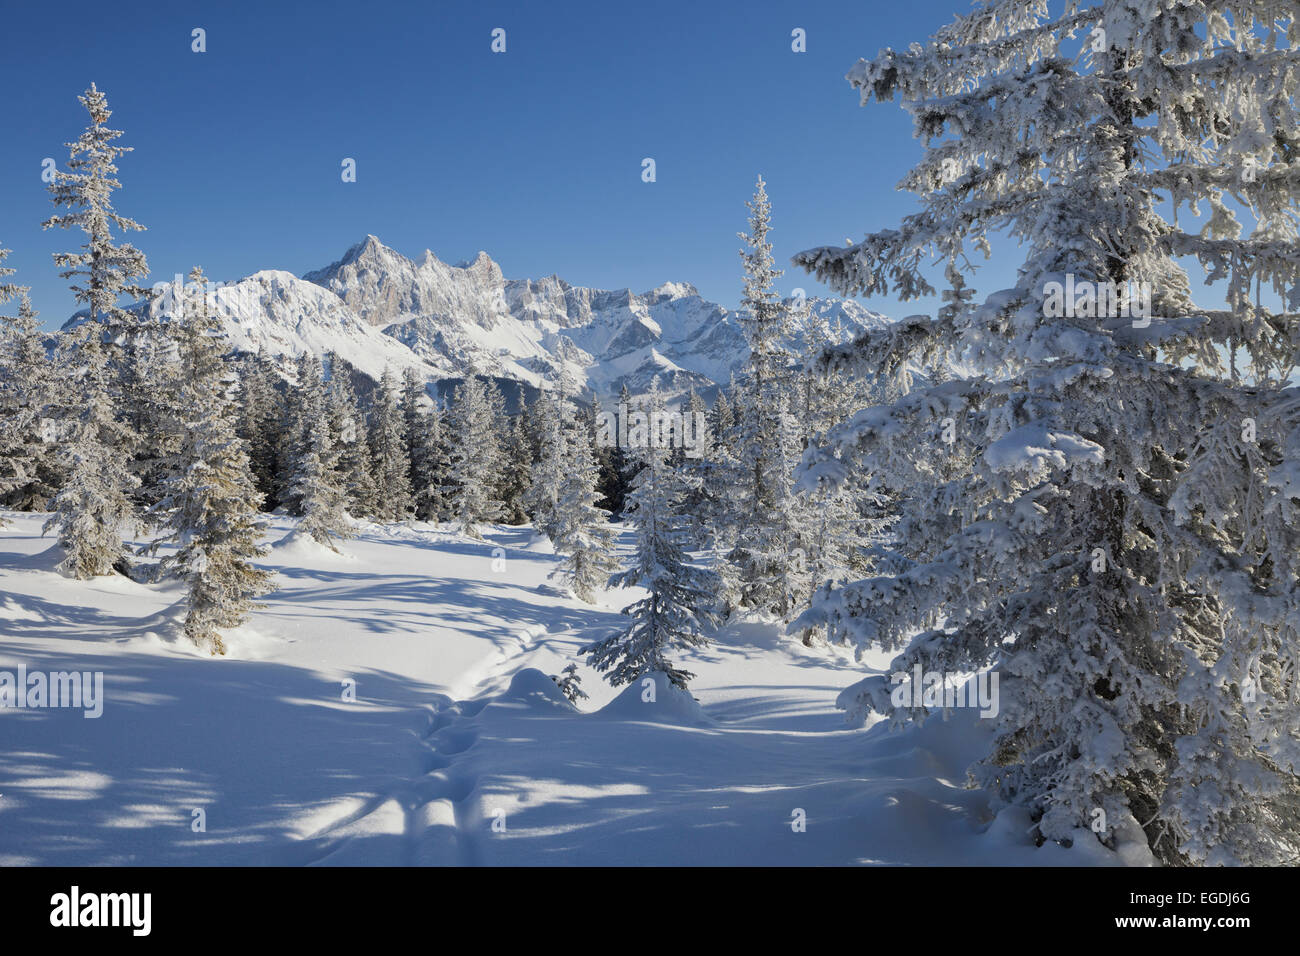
[68,236,891,401]
[304,236,512,332]
[504,274,599,329]
[304,237,890,400]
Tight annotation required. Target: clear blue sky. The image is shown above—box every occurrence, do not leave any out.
[1,0,1004,329]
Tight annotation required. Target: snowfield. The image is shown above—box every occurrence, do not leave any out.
[0,511,1139,866]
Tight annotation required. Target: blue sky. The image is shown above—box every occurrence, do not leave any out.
[1,0,1003,329]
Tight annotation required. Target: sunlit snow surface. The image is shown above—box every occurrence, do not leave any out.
[0,511,1138,865]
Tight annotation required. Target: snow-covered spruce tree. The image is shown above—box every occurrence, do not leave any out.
[524,382,569,539]
[517,393,545,491]
[148,268,276,653]
[0,244,16,303]
[551,663,589,704]
[40,84,151,577]
[398,367,448,521]
[792,1,1300,864]
[497,409,532,525]
[368,366,413,521]
[43,322,140,576]
[235,354,284,510]
[400,366,426,467]
[550,406,618,603]
[42,83,160,502]
[606,381,639,517]
[588,395,624,514]
[443,367,505,539]
[280,352,319,515]
[483,379,525,523]
[327,369,378,519]
[0,253,54,517]
[698,388,740,553]
[41,83,150,342]
[787,303,863,643]
[724,178,807,618]
[681,387,748,577]
[126,305,185,509]
[583,380,720,690]
[677,389,715,542]
[285,353,352,549]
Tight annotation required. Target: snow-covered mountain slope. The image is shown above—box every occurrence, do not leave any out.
[65,269,442,385]
[65,236,892,400]
[304,235,891,399]
[191,270,442,383]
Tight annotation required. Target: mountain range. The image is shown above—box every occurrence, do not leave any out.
[67,235,891,402]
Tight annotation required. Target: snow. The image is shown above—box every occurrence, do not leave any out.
[300,235,891,401]
[984,422,1105,475]
[66,235,893,405]
[594,671,712,725]
[89,269,443,386]
[0,510,1132,866]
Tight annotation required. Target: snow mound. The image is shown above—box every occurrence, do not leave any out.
[271,529,354,560]
[120,606,279,660]
[518,531,557,555]
[494,667,577,711]
[595,671,711,725]
[980,806,1155,866]
[711,616,784,649]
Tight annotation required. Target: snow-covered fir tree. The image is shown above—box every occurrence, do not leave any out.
[587,394,623,514]
[699,388,739,549]
[125,307,186,509]
[550,404,617,603]
[280,353,318,514]
[724,178,806,618]
[484,379,522,524]
[43,321,140,577]
[41,84,149,335]
[792,0,1300,865]
[787,301,863,642]
[497,409,532,525]
[39,85,151,578]
[327,368,378,519]
[583,380,720,690]
[235,354,285,510]
[147,268,276,653]
[551,663,589,704]
[443,368,505,538]
[399,367,447,521]
[0,258,53,518]
[131,303,189,510]
[368,366,413,521]
[0,244,16,303]
[606,381,638,517]
[42,83,153,494]
[677,389,722,549]
[289,353,352,548]
[525,375,575,541]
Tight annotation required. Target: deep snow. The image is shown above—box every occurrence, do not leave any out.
[0,511,1136,865]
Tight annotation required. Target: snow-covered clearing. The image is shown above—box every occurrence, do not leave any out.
[0,511,1120,866]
